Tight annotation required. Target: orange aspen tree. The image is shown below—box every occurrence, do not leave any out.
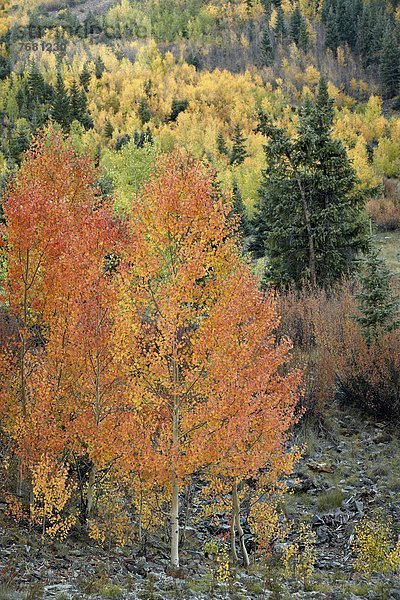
[118,155,300,568]
[0,131,125,520]
[0,130,99,467]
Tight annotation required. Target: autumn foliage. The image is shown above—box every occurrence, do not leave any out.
[0,135,300,566]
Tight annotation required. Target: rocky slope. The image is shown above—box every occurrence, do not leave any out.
[1,406,400,599]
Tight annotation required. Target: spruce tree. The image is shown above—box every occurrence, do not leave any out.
[217,131,229,156]
[325,9,339,51]
[230,124,247,166]
[51,72,71,131]
[138,98,151,125]
[380,27,400,100]
[252,77,370,288]
[104,119,114,139]
[298,18,309,52]
[144,126,154,145]
[275,7,287,44]
[356,251,399,344]
[115,133,130,151]
[94,56,105,79]
[169,98,189,122]
[262,26,274,64]
[290,5,302,45]
[27,62,45,105]
[9,124,31,164]
[80,62,91,91]
[69,81,85,122]
[231,178,251,236]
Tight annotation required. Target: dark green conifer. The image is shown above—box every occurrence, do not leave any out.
[380,27,400,100]
[138,98,151,125]
[80,62,91,91]
[104,119,114,139]
[252,77,370,288]
[217,131,229,156]
[356,251,399,344]
[51,72,71,131]
[229,124,247,166]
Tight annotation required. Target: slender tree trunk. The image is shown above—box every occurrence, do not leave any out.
[232,482,250,569]
[171,478,179,568]
[230,509,238,563]
[86,464,96,517]
[138,489,143,543]
[170,354,180,568]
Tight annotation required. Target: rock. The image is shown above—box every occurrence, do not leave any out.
[373,431,392,444]
[287,476,314,492]
[307,461,334,473]
[44,583,75,596]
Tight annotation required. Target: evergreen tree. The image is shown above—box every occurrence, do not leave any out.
[262,25,274,64]
[51,72,70,131]
[231,179,251,236]
[138,98,151,125]
[0,55,10,80]
[104,119,114,139]
[9,124,31,164]
[290,5,302,45]
[380,27,400,99]
[115,133,130,151]
[335,0,348,44]
[252,77,370,288]
[217,131,229,156]
[275,7,287,44]
[27,62,45,105]
[144,126,154,145]
[298,17,309,52]
[325,9,339,51]
[94,56,105,79]
[169,98,189,122]
[356,251,399,344]
[69,81,85,122]
[230,124,247,166]
[80,62,91,92]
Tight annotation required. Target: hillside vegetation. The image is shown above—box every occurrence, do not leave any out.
[0,1,399,599]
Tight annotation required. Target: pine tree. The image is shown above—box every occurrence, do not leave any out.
[9,124,31,164]
[335,0,348,44]
[380,27,400,100]
[261,25,274,64]
[252,77,370,288]
[169,98,189,122]
[325,9,339,51]
[231,178,251,236]
[298,18,309,52]
[144,126,154,145]
[94,56,105,79]
[80,63,91,91]
[217,131,229,156]
[290,5,302,45]
[275,7,287,44]
[69,81,85,123]
[356,251,399,344]
[51,72,71,131]
[230,124,247,166]
[115,133,130,151]
[104,119,114,139]
[27,62,45,105]
[138,98,151,125]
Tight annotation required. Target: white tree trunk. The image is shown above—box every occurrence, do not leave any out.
[170,479,180,568]
[170,353,180,568]
[232,482,250,568]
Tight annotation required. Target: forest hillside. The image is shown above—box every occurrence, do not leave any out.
[0,1,399,599]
